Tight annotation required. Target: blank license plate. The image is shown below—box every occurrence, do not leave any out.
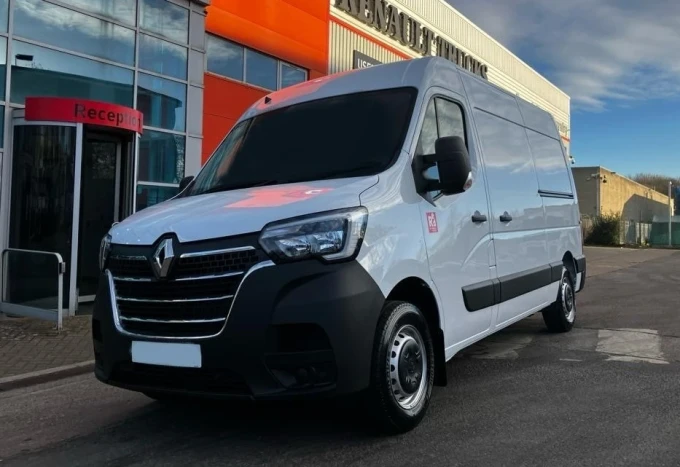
[131,341,202,368]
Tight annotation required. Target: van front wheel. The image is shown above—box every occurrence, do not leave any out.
[542,267,576,333]
[367,301,435,434]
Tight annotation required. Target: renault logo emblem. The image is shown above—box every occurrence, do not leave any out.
[152,239,174,279]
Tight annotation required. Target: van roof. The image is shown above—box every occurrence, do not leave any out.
[240,57,468,120]
[238,56,559,141]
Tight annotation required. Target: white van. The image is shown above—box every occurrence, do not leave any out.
[93,57,586,434]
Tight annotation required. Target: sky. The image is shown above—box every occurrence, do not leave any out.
[449,0,680,178]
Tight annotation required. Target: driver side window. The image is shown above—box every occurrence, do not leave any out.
[416,97,468,196]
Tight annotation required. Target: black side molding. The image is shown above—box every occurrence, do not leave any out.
[462,279,500,312]
[463,262,563,312]
[549,261,564,283]
[538,190,574,200]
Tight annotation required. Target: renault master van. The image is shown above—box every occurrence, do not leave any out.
[93,56,586,434]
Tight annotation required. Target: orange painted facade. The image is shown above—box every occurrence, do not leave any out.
[202,0,330,162]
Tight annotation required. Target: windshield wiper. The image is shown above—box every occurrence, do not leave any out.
[199,179,281,195]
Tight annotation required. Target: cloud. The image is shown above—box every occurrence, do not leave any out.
[448,0,680,111]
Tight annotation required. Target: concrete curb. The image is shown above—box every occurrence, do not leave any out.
[0,360,95,392]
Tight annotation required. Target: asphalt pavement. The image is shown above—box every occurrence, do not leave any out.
[1,247,679,467]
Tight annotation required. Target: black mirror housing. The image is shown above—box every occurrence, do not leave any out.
[435,136,471,195]
[413,136,471,196]
[179,175,195,193]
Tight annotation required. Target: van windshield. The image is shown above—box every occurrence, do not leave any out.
[186,87,417,196]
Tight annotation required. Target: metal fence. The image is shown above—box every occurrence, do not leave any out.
[0,248,65,329]
[581,216,653,246]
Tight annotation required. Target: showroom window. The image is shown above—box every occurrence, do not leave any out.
[2,0,192,207]
[135,0,191,210]
[54,0,136,26]
[10,40,134,106]
[137,73,186,132]
[139,33,188,80]
[0,0,9,32]
[140,0,189,44]
[206,34,308,91]
[14,0,135,65]
[137,129,185,185]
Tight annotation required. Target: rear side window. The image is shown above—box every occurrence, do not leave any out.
[525,129,572,194]
[415,97,467,195]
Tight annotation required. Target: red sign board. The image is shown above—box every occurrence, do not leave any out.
[25,97,143,133]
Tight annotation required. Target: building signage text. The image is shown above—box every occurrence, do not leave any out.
[335,0,488,79]
[353,50,382,69]
[25,97,144,133]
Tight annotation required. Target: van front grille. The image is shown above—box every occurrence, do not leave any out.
[107,244,268,339]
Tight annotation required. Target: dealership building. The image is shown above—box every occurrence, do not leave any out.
[0,0,570,317]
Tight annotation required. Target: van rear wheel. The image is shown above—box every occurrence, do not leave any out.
[542,266,576,333]
[366,301,435,434]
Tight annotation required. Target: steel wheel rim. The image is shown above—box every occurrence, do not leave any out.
[389,324,428,410]
[562,278,575,323]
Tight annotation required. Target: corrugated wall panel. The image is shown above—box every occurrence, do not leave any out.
[328,0,571,145]
[329,22,409,74]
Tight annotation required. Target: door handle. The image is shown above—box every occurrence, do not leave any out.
[500,212,513,223]
[471,211,487,224]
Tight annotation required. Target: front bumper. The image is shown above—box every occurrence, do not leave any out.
[93,259,385,400]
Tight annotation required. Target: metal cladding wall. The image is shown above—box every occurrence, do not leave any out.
[329,0,571,154]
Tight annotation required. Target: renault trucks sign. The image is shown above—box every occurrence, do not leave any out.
[335,0,489,80]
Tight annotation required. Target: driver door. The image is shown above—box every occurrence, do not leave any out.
[414,89,497,353]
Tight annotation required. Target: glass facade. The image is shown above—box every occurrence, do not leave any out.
[206,34,308,91]
[0,0,195,211]
[0,0,311,214]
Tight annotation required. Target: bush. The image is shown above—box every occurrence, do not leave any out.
[585,212,622,246]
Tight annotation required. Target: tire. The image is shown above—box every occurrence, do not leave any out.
[542,266,576,333]
[366,301,435,434]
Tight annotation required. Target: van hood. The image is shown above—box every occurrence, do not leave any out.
[110,176,378,245]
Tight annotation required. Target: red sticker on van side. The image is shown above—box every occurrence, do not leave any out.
[426,212,438,233]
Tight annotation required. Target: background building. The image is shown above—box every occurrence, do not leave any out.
[572,166,674,222]
[0,0,209,316]
[201,0,328,162]
[327,0,571,155]
[201,0,571,161]
[0,0,570,317]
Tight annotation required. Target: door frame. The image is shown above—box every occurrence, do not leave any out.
[2,109,82,316]
[78,131,124,304]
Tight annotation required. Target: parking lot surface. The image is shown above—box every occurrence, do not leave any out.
[1,247,679,466]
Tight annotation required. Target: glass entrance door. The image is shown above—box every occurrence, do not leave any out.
[77,133,122,300]
[7,117,79,312]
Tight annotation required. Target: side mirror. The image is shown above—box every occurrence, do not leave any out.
[413,136,472,196]
[179,175,195,193]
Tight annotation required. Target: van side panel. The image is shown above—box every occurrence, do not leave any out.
[524,121,582,274]
[461,74,524,125]
[426,60,467,95]
[356,155,439,314]
[525,129,574,195]
[471,109,553,327]
[516,99,561,140]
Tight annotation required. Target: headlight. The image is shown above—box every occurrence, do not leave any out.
[99,234,112,271]
[259,207,368,263]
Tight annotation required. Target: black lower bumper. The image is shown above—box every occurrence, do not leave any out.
[93,259,385,400]
[575,255,586,292]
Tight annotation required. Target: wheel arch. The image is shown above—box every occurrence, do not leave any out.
[561,251,577,282]
[386,277,447,387]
